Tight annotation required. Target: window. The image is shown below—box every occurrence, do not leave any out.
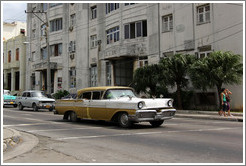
[90,65,97,87]
[92,91,102,100]
[16,48,19,61]
[106,62,111,86]
[162,14,173,32]
[125,3,135,6]
[8,51,11,63]
[197,4,210,24]
[106,26,120,44]
[41,3,48,11]
[139,56,148,67]
[91,6,97,19]
[51,43,62,57]
[50,18,62,32]
[31,51,36,61]
[90,35,98,48]
[69,67,76,88]
[41,47,47,60]
[50,3,62,8]
[41,24,46,36]
[106,3,119,14]
[32,29,36,38]
[68,41,76,53]
[82,92,91,100]
[70,14,76,27]
[197,45,212,59]
[124,20,147,39]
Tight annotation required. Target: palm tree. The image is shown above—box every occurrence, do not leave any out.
[189,51,243,108]
[159,54,195,109]
[132,64,167,97]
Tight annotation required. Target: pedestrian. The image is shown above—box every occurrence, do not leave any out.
[220,88,228,117]
[225,89,232,116]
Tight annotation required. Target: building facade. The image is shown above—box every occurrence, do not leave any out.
[26,3,243,110]
[3,34,27,93]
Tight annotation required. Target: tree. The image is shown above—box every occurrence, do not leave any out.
[189,51,243,108]
[159,54,195,109]
[132,64,168,97]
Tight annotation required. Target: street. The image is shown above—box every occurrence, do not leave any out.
[3,107,244,163]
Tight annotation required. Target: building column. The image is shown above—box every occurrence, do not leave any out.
[11,68,15,92]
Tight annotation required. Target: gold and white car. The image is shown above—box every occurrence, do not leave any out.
[54,86,176,128]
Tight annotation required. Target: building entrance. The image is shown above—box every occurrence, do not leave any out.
[114,59,133,86]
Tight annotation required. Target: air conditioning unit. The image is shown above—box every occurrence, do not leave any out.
[70,54,75,60]
[69,26,73,32]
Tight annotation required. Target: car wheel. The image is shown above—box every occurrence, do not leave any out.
[68,112,78,122]
[18,103,24,110]
[33,103,38,112]
[118,112,132,128]
[149,120,164,127]
[14,104,17,108]
[49,107,53,112]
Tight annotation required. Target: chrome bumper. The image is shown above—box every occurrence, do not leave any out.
[128,109,176,122]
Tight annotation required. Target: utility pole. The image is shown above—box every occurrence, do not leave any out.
[25,10,51,94]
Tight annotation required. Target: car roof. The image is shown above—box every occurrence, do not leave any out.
[77,86,133,95]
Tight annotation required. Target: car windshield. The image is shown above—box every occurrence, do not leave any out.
[104,89,136,99]
[31,92,46,97]
[4,90,10,95]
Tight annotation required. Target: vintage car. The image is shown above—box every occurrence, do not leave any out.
[3,90,17,107]
[54,86,176,128]
[16,90,55,111]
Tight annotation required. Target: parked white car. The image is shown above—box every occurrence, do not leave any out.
[16,90,55,111]
[54,86,176,128]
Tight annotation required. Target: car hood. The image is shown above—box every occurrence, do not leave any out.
[108,97,173,108]
[4,95,16,100]
[34,97,55,102]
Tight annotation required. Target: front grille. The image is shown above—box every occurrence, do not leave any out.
[162,111,175,117]
[40,101,54,104]
[138,112,156,118]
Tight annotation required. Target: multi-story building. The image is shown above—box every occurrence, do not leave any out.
[3,21,26,41]
[3,21,27,93]
[26,3,243,110]
[3,34,27,93]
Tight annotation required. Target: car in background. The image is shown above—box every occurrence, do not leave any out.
[3,90,17,107]
[16,90,55,111]
[54,86,176,128]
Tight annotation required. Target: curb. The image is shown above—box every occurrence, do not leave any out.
[175,114,243,122]
[3,128,21,152]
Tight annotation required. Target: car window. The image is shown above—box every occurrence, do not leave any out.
[26,92,31,97]
[22,92,26,97]
[92,91,102,100]
[103,89,136,99]
[82,92,91,100]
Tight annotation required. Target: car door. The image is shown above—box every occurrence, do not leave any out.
[75,92,91,119]
[88,91,108,120]
[25,92,32,107]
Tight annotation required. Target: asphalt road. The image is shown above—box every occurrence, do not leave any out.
[3,107,244,164]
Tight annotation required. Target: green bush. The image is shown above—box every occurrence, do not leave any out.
[53,89,69,99]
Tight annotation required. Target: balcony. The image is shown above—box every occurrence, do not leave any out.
[3,61,20,70]
[99,43,147,60]
[33,61,57,71]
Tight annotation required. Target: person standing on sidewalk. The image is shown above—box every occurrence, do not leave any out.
[225,89,232,116]
[220,88,228,117]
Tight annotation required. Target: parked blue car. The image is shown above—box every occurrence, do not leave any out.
[3,90,17,107]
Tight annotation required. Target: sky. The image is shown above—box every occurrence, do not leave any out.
[2,2,27,23]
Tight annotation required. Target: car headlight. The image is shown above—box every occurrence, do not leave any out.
[167,100,173,107]
[138,102,144,109]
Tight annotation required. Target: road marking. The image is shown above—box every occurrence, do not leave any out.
[55,127,241,141]
[56,131,162,140]
[3,123,47,127]
[27,127,103,133]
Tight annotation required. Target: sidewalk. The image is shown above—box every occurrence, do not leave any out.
[2,110,243,161]
[176,110,243,122]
